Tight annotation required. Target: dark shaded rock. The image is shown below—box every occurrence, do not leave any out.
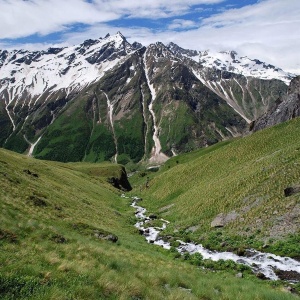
[51,234,67,243]
[220,242,228,247]
[252,76,300,132]
[23,169,32,175]
[107,167,132,191]
[132,42,143,50]
[92,228,118,243]
[237,247,246,256]
[106,234,118,243]
[283,286,297,294]
[256,272,267,280]
[23,169,39,178]
[0,229,17,243]
[275,269,300,282]
[46,47,63,55]
[28,195,47,207]
[284,186,300,197]
[149,214,157,219]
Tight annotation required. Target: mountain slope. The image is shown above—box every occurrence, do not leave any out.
[135,116,300,258]
[1,148,297,299]
[0,33,291,164]
[252,76,300,131]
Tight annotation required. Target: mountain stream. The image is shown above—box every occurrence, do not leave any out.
[124,195,300,282]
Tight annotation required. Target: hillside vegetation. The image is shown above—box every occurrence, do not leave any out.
[135,117,300,257]
[0,148,298,299]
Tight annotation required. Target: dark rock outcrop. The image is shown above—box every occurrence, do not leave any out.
[284,186,300,197]
[107,166,132,191]
[252,76,300,131]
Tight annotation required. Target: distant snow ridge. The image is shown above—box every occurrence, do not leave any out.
[198,50,294,85]
[167,43,294,85]
[0,32,135,104]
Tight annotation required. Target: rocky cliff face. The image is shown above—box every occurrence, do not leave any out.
[0,33,292,164]
[251,76,300,132]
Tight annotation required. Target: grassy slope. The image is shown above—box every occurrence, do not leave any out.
[134,117,300,256]
[0,149,297,299]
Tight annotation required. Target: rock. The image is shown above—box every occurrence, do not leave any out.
[149,214,157,219]
[28,195,47,207]
[106,234,118,243]
[51,234,67,243]
[23,169,39,178]
[94,230,118,243]
[283,286,297,294]
[256,272,267,280]
[211,211,239,228]
[284,186,300,197]
[220,242,228,247]
[211,213,225,227]
[237,247,245,256]
[186,225,200,233]
[275,269,300,282]
[107,167,132,191]
[252,76,300,132]
[236,272,243,278]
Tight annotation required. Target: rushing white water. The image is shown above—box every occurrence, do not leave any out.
[126,195,300,281]
[143,51,168,163]
[102,91,118,163]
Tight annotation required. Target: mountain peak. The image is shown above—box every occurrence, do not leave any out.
[116,31,125,38]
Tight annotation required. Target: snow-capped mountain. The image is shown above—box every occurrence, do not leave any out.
[0,32,293,164]
[167,43,293,85]
[0,32,135,103]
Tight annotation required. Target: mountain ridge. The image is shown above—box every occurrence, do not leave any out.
[0,32,292,164]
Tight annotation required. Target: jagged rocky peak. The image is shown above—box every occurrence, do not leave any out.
[0,31,138,105]
[167,42,199,58]
[146,42,175,59]
[0,32,294,164]
[132,41,143,50]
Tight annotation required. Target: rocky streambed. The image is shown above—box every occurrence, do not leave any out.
[124,195,300,282]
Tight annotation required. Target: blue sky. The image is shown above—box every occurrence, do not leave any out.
[0,0,299,73]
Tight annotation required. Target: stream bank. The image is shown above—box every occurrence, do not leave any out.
[123,194,300,283]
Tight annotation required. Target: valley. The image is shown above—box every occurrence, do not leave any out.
[0,32,300,299]
[1,114,300,299]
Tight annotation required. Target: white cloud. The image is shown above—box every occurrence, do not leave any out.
[0,0,223,39]
[168,19,198,30]
[1,0,299,74]
[93,0,223,18]
[0,0,119,39]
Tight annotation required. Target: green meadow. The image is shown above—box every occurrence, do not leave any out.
[133,117,300,258]
[1,118,300,299]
